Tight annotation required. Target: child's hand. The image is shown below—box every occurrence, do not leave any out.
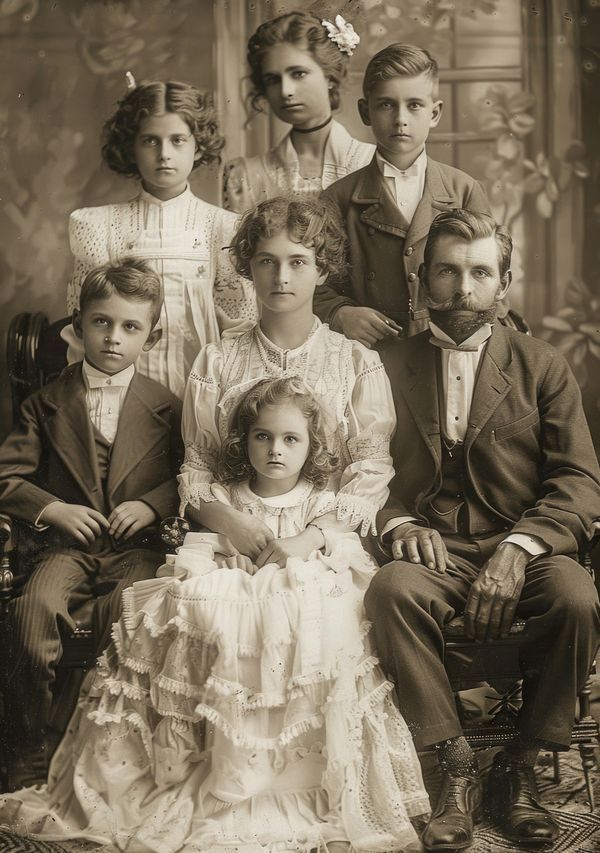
[41,501,109,545]
[215,554,257,575]
[224,514,274,561]
[334,306,402,348]
[108,501,158,541]
[256,527,323,568]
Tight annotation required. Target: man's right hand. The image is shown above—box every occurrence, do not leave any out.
[334,306,402,348]
[41,501,109,545]
[391,522,456,573]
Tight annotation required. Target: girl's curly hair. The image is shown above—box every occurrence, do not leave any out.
[218,376,338,490]
[229,196,349,286]
[246,11,349,114]
[102,80,224,177]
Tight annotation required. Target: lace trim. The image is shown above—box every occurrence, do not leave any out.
[347,433,392,463]
[335,494,378,537]
[180,482,218,508]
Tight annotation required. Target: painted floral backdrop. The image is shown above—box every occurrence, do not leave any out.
[0,0,219,434]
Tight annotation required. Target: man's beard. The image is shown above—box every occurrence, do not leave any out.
[426,294,498,343]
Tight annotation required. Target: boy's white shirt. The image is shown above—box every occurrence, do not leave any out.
[375,147,427,225]
[82,359,135,444]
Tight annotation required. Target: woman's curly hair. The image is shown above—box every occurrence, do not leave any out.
[229,196,349,286]
[218,376,338,490]
[246,10,349,114]
[102,80,224,177]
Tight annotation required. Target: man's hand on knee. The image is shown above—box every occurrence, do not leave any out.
[391,522,456,573]
[464,543,528,642]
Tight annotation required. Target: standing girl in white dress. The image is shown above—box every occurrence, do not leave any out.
[64,79,258,398]
[223,10,375,213]
[0,376,428,852]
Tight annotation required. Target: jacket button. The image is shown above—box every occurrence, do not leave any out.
[367,227,375,236]
[405,246,414,256]
[368,271,376,281]
[408,272,417,282]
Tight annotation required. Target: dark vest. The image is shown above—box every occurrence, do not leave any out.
[91,424,112,513]
[423,355,501,537]
[424,441,500,538]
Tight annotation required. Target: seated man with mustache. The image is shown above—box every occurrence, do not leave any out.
[365,208,600,851]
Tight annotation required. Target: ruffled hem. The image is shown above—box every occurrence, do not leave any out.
[334,493,379,537]
[0,542,428,852]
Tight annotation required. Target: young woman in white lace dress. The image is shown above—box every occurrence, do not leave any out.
[223,10,374,214]
[0,380,428,853]
[63,80,258,398]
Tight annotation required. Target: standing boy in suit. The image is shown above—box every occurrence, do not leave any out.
[366,209,600,850]
[0,259,183,787]
[314,43,491,347]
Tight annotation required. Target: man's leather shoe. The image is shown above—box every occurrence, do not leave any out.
[487,755,559,846]
[421,770,482,851]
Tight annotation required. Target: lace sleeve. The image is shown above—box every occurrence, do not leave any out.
[212,207,259,325]
[335,345,397,536]
[177,343,225,513]
[66,206,111,313]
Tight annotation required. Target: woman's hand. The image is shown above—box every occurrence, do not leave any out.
[223,513,274,561]
[255,526,324,569]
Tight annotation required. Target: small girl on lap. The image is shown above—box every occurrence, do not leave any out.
[0,377,428,853]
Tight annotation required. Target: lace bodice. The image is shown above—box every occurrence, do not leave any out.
[223,120,375,213]
[65,187,258,397]
[178,320,396,534]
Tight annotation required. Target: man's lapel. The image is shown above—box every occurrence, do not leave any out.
[464,325,513,451]
[397,337,442,466]
[107,374,170,502]
[405,159,458,247]
[41,364,103,510]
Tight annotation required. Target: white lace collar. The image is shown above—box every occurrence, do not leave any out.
[254,317,321,357]
[138,184,192,208]
[235,477,314,508]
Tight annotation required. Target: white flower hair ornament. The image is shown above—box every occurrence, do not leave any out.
[321,15,360,56]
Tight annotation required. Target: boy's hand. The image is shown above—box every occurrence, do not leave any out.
[334,306,402,348]
[41,501,109,545]
[108,501,158,541]
[256,526,324,568]
[222,514,274,561]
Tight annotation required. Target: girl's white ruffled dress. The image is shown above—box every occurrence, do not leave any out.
[0,480,429,852]
[63,186,258,398]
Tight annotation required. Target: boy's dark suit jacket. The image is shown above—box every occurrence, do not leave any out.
[378,325,600,557]
[314,156,491,335]
[0,362,183,552]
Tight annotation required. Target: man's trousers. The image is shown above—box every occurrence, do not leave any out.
[364,541,600,752]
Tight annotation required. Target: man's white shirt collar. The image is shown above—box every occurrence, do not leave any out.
[428,321,493,350]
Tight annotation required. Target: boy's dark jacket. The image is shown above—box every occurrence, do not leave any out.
[0,362,183,550]
[314,156,491,335]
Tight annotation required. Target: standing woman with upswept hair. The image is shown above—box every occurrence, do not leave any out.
[62,79,258,398]
[223,9,375,213]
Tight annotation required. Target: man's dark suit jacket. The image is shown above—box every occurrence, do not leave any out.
[379,325,600,557]
[314,156,491,334]
[0,362,183,551]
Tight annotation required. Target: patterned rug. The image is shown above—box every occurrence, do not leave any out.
[0,749,598,852]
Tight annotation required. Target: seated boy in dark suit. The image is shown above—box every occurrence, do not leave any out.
[0,259,183,786]
[314,43,491,347]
